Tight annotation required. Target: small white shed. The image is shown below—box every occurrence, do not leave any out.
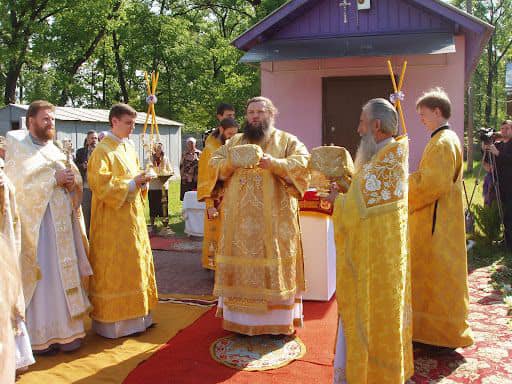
[0,104,183,175]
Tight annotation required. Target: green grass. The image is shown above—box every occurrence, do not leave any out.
[463,159,484,209]
[145,180,185,235]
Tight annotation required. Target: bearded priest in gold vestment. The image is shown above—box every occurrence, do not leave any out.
[208,97,310,335]
[88,104,158,338]
[409,88,473,348]
[332,99,413,384]
[5,101,92,353]
[197,109,238,270]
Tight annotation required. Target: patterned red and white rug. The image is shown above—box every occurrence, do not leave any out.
[410,267,512,383]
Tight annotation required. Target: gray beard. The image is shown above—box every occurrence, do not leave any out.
[354,132,378,173]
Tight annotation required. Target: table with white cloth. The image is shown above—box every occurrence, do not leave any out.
[299,211,336,301]
[182,191,205,236]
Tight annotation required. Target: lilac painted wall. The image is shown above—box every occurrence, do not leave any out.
[261,35,466,171]
[274,0,453,39]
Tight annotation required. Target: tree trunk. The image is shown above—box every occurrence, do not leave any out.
[58,0,123,105]
[59,88,70,106]
[465,0,474,173]
[466,84,475,171]
[102,42,107,106]
[90,68,95,106]
[112,31,129,103]
[3,40,28,104]
[484,37,494,125]
[4,60,22,104]
[494,73,499,130]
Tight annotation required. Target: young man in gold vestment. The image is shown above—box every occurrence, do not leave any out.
[198,103,238,270]
[88,104,158,338]
[409,88,473,348]
[208,97,310,335]
[331,98,413,384]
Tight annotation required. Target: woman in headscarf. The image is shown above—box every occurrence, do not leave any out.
[179,137,201,201]
[148,142,173,228]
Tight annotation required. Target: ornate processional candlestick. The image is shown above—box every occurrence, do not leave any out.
[142,71,160,180]
[141,71,173,227]
[61,137,74,168]
[387,59,408,137]
[61,136,81,212]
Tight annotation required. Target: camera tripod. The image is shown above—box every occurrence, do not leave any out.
[464,149,506,246]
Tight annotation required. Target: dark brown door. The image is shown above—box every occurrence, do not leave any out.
[322,76,394,156]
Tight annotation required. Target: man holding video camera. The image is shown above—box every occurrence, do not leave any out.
[482,120,512,251]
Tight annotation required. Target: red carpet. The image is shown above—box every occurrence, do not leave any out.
[124,300,337,384]
[150,235,202,252]
[124,266,512,383]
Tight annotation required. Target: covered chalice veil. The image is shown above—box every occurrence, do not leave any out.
[228,144,263,169]
[309,146,354,196]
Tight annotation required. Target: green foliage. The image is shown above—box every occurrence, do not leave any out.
[0,0,269,132]
[451,0,512,129]
[474,201,503,244]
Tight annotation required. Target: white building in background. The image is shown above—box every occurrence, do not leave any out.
[0,104,183,176]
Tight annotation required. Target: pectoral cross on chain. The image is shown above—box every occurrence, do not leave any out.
[339,0,351,24]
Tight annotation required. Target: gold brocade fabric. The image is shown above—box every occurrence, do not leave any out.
[309,146,354,194]
[229,144,263,169]
[88,136,158,323]
[409,129,473,348]
[0,170,24,321]
[0,193,21,384]
[197,134,223,270]
[209,128,310,313]
[333,138,413,383]
[5,131,89,318]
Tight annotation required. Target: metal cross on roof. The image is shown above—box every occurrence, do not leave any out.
[339,0,351,24]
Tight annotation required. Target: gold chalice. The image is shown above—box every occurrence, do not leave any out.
[309,146,354,197]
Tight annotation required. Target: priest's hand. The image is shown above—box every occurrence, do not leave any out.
[207,207,219,220]
[325,182,340,203]
[64,174,76,192]
[134,172,152,189]
[56,168,75,188]
[258,154,273,169]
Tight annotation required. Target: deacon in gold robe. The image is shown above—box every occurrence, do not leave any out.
[208,96,310,335]
[332,99,413,384]
[197,115,238,270]
[5,101,92,353]
[88,103,158,338]
[0,159,35,371]
[409,88,473,348]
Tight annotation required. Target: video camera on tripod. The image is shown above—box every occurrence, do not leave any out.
[464,127,506,241]
[479,127,503,145]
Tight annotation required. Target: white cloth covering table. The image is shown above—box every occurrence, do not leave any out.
[299,211,336,301]
[182,191,206,236]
